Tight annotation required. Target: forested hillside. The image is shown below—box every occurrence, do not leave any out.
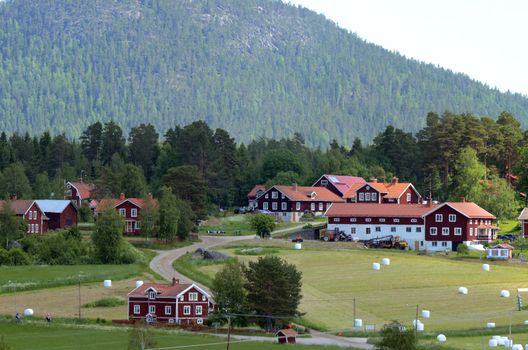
[0,0,527,146]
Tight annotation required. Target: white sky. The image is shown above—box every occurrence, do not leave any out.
[286,0,528,96]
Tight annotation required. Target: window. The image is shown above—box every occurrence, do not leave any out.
[391,227,396,233]
[469,220,473,224]
[135,221,141,229]
[281,194,285,199]
[321,180,328,186]
[149,305,155,314]
[165,306,172,315]
[28,211,33,220]
[31,224,35,233]
[411,219,417,223]
[271,191,278,199]
[272,202,277,210]
[350,218,356,222]
[281,202,287,211]
[134,305,140,314]
[406,193,412,203]
[375,227,381,232]
[435,214,443,222]
[263,202,268,210]
[393,218,400,223]
[119,208,126,216]
[358,193,365,201]
[379,218,385,222]
[365,193,371,201]
[351,227,356,234]
[202,296,207,301]
[35,224,39,233]
[296,202,301,211]
[310,203,315,211]
[189,292,198,301]
[196,305,203,315]
[430,227,437,235]
[454,227,462,235]
[416,227,422,232]
[441,242,448,247]
[149,291,156,300]
[131,208,137,217]
[372,192,377,201]
[432,242,438,247]
[366,227,371,234]
[442,227,449,235]
[27,224,30,233]
[365,218,371,222]
[406,227,412,232]
[183,306,191,315]
[334,218,340,223]
[449,214,456,222]
[318,203,323,211]
[420,241,424,246]
[265,194,269,199]
[469,228,473,236]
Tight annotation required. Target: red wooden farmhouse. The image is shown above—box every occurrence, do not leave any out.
[36,200,77,231]
[128,278,212,325]
[66,181,94,207]
[343,177,421,204]
[247,184,266,209]
[0,196,47,234]
[256,184,344,222]
[96,193,158,235]
[312,174,366,197]
[518,208,528,238]
[326,200,497,251]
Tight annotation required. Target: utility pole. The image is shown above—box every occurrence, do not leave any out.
[78,275,81,321]
[226,315,232,350]
[414,304,419,339]
[353,298,356,324]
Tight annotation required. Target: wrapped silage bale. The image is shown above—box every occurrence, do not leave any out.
[103,279,112,288]
[354,319,362,328]
[500,290,510,298]
[381,258,390,266]
[437,334,446,342]
[421,310,430,318]
[135,280,144,288]
[487,322,496,328]
[457,287,468,295]
[372,262,381,270]
[24,308,33,316]
[488,339,498,347]
[482,263,490,271]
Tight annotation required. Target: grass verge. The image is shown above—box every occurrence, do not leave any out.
[83,296,127,308]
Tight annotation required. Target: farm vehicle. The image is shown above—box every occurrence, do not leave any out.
[363,235,408,250]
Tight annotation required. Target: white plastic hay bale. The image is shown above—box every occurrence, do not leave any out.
[103,279,112,288]
[412,319,422,327]
[354,319,362,328]
[525,344,528,350]
[135,280,144,288]
[500,290,510,298]
[498,337,509,346]
[488,339,498,347]
[421,310,430,318]
[23,308,33,316]
[293,243,302,250]
[382,258,390,266]
[512,344,523,350]
[437,334,446,342]
[457,287,468,295]
[416,322,424,332]
[487,322,496,328]
[492,336,500,340]
[372,262,381,270]
[482,263,490,271]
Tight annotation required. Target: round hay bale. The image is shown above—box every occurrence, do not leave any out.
[500,290,510,298]
[482,264,490,271]
[382,258,390,266]
[457,287,468,295]
[487,322,496,328]
[293,243,302,250]
[372,262,381,270]
[512,344,523,350]
[135,280,144,288]
[103,280,112,288]
[437,334,446,342]
[24,308,33,316]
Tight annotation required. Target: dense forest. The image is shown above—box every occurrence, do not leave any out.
[0,111,526,220]
[0,0,527,146]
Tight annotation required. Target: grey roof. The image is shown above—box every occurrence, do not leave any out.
[35,200,73,213]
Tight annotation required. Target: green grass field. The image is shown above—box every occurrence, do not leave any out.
[0,321,347,350]
[498,220,521,234]
[198,214,300,236]
[187,244,528,332]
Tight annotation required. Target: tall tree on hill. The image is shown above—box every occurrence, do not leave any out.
[158,186,180,242]
[140,193,159,240]
[92,207,124,264]
[175,121,214,179]
[211,259,248,327]
[120,164,147,198]
[101,121,126,165]
[80,122,103,163]
[261,148,305,181]
[163,165,207,219]
[0,132,12,172]
[497,111,522,174]
[209,128,238,207]
[0,201,25,248]
[373,125,418,182]
[450,147,486,202]
[128,124,159,180]
[0,162,32,199]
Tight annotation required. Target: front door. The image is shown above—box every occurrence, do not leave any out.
[125,221,134,234]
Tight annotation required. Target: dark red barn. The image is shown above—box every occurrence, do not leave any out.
[128,278,212,325]
[35,200,78,230]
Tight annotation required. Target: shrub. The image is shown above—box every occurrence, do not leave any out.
[8,248,31,265]
[456,243,469,256]
[0,248,10,265]
[83,296,126,308]
[377,320,416,350]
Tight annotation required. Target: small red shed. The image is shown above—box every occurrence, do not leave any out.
[276,329,297,344]
[35,200,78,230]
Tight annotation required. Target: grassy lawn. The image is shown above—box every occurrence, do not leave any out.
[0,249,157,294]
[0,321,347,350]
[182,243,528,332]
[498,219,520,234]
[197,214,300,236]
[125,236,197,250]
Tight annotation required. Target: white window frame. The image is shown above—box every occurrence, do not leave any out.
[469,219,473,224]
[411,219,417,223]
[432,242,438,247]
[334,218,340,222]
[265,194,268,199]
[430,227,437,235]
[165,306,171,315]
[296,202,301,211]
[358,193,365,201]
[149,291,156,300]
[416,227,422,232]
[28,211,33,220]
[281,202,287,211]
[393,218,400,223]
[351,227,356,234]
[134,305,140,314]
[271,191,278,199]
[272,202,277,210]
[119,208,126,216]
[449,214,456,222]
[441,242,448,247]
[149,305,155,314]
[318,203,323,211]
[189,292,198,301]
[454,227,462,235]
[350,218,356,222]
[372,192,377,202]
[375,226,381,232]
[366,227,371,234]
[195,305,203,315]
[263,202,268,210]
[469,228,473,236]
[310,203,315,211]
[131,208,138,217]
[365,193,371,201]
[365,218,371,222]
[406,227,412,232]
[442,227,449,236]
[435,214,443,222]
[406,193,412,202]
[35,224,39,233]
[320,180,328,186]
[183,305,191,315]
[379,218,385,222]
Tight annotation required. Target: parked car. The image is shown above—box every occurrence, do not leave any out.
[498,234,517,241]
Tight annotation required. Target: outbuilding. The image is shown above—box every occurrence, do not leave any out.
[486,244,513,260]
[35,200,78,230]
[276,329,297,344]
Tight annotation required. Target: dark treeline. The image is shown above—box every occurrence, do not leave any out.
[0,111,525,219]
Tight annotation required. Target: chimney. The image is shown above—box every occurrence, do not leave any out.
[9,194,17,201]
[428,197,433,207]
[172,277,179,286]
[369,178,378,183]
[391,177,399,185]
[292,183,298,192]
[148,192,153,200]
[460,197,466,202]
[119,193,125,200]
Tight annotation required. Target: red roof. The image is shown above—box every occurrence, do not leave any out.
[95,196,158,214]
[493,243,514,250]
[276,329,298,337]
[69,182,94,200]
[344,181,417,199]
[326,203,437,217]
[441,202,496,219]
[315,175,366,196]
[273,185,345,202]
[0,200,37,215]
[128,282,192,298]
[247,185,266,199]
